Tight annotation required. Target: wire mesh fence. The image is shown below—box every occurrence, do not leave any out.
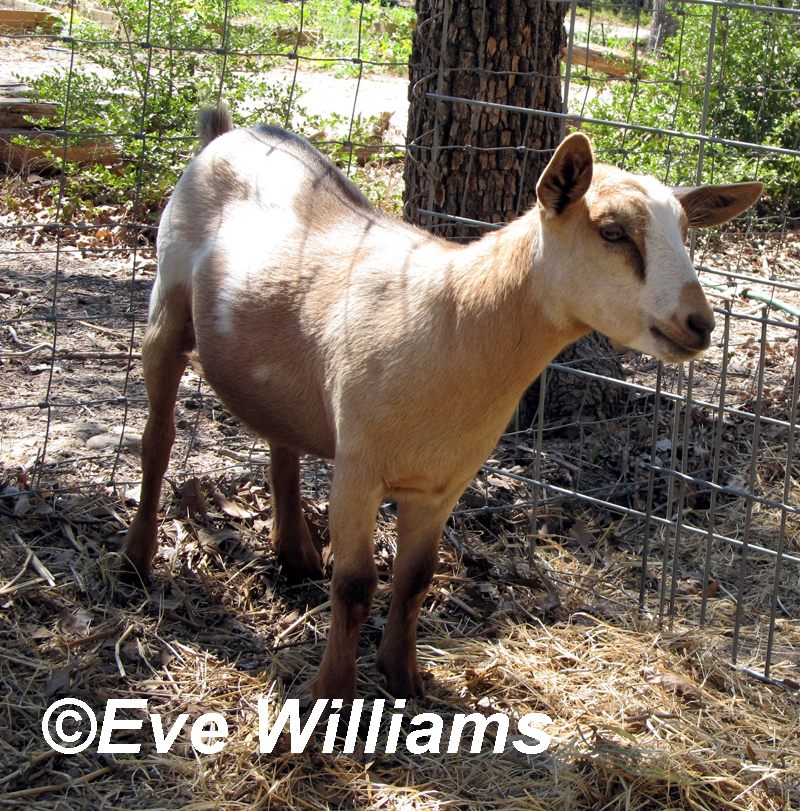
[1,0,799,689]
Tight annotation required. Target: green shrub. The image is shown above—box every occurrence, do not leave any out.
[17,0,413,225]
[23,0,318,219]
[575,5,800,216]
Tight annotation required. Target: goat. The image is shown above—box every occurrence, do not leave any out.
[122,103,762,700]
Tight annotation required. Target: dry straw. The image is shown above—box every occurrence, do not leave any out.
[1,468,799,811]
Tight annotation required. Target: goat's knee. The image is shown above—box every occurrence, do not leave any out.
[332,563,379,628]
[313,561,378,701]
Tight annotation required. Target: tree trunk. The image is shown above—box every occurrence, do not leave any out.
[647,0,678,56]
[404,0,625,428]
[516,331,627,430]
[404,0,566,238]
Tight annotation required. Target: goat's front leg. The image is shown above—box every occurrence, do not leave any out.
[121,292,194,582]
[375,496,452,698]
[313,468,383,701]
[269,442,323,583]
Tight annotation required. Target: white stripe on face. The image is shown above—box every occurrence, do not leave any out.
[639,176,698,311]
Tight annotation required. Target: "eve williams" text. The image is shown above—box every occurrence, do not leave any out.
[41,697,552,756]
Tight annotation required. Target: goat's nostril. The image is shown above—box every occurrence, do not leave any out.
[687,312,715,340]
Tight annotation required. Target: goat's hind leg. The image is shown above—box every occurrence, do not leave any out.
[121,288,194,582]
[270,442,324,583]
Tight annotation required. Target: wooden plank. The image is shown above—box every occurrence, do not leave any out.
[0,0,116,32]
[0,0,62,33]
[86,5,117,32]
[0,0,62,15]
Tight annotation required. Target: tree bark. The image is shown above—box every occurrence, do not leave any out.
[516,331,627,430]
[647,0,678,57]
[404,0,625,427]
[404,0,566,239]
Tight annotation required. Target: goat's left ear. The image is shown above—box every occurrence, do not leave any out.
[537,132,594,218]
[671,181,764,228]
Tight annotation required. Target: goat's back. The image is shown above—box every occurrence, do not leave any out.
[152,126,492,468]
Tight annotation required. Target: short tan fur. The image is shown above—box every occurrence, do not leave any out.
[122,103,763,700]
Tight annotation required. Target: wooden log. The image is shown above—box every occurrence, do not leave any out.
[0,80,28,94]
[1,79,61,129]
[563,42,640,79]
[0,97,60,127]
[0,80,123,172]
[0,130,119,172]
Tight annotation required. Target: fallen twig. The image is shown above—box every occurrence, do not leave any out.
[0,346,142,360]
[0,767,112,801]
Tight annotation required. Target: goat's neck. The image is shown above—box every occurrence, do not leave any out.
[449,209,590,388]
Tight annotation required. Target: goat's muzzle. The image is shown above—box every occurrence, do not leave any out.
[649,281,716,359]
[649,309,715,359]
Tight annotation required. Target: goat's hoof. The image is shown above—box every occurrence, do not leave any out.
[111,583,137,606]
[311,667,357,703]
[279,554,324,586]
[117,554,152,589]
[111,563,149,605]
[377,660,426,699]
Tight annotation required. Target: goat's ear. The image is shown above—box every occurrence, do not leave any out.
[537,133,594,218]
[671,181,764,227]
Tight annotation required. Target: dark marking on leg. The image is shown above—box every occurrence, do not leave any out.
[313,562,379,701]
[312,474,384,701]
[377,499,449,698]
[270,443,323,583]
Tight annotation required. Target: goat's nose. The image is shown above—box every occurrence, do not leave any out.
[687,311,715,346]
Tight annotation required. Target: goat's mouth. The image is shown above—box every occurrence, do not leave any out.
[649,325,704,362]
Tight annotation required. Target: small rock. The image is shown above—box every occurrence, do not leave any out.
[85,432,140,450]
[71,421,106,438]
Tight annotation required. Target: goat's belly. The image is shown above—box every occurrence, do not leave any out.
[207,371,335,459]
[190,245,336,457]
[194,338,336,459]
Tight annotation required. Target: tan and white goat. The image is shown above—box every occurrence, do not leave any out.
[122,104,762,700]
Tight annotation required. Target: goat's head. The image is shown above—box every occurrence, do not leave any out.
[536,133,763,362]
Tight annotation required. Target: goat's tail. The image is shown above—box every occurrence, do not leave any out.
[197,101,233,149]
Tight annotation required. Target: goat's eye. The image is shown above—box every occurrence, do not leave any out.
[600,224,627,242]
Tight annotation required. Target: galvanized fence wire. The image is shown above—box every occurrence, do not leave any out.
[1,0,799,683]
[1,0,398,526]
